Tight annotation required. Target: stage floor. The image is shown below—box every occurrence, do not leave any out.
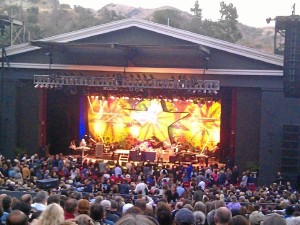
[68,150,220,168]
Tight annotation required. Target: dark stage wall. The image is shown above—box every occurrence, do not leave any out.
[259,89,300,185]
[234,88,261,173]
[47,91,80,155]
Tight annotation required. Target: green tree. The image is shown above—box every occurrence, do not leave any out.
[151,9,185,29]
[189,1,242,43]
[217,1,242,42]
[190,0,202,20]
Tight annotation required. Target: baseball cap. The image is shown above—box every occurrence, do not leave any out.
[122,203,134,214]
[175,208,195,225]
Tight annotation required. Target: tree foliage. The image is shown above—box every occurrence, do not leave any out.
[151,9,185,29]
[189,1,242,43]
[190,0,202,20]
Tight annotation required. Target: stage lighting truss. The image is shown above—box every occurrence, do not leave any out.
[33,75,220,94]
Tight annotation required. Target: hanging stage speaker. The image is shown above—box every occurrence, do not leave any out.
[36,178,59,189]
[283,17,300,98]
[95,143,104,158]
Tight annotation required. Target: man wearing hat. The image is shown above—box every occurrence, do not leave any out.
[175,208,195,225]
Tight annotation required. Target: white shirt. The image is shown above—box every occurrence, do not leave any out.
[31,202,47,211]
[114,167,122,177]
[198,181,206,190]
[135,182,148,195]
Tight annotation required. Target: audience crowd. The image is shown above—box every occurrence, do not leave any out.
[0,153,299,225]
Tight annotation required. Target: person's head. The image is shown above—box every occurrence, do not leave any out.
[194,201,206,214]
[286,217,300,225]
[64,198,78,215]
[249,211,265,225]
[156,208,171,225]
[115,214,157,225]
[122,203,134,214]
[262,213,286,225]
[175,208,195,225]
[214,207,232,225]
[207,209,216,225]
[110,199,118,211]
[33,191,48,205]
[6,210,29,225]
[47,195,61,205]
[11,202,31,217]
[100,200,111,211]
[135,199,147,211]
[285,205,294,217]
[38,203,65,225]
[21,194,32,205]
[78,199,90,215]
[194,211,206,225]
[89,203,105,222]
[74,214,94,225]
[2,195,12,211]
[228,215,248,225]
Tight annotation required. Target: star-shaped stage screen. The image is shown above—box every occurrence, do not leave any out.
[86,96,221,153]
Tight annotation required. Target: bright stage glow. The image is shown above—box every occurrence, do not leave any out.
[87,96,221,152]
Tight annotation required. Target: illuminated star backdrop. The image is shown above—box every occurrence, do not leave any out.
[87,96,221,152]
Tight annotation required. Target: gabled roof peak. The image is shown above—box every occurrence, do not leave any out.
[6,18,282,66]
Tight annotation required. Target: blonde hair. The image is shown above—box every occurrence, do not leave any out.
[37,203,65,225]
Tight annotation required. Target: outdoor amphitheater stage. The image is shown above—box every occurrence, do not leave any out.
[68,147,215,168]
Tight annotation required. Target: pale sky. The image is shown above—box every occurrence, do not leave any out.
[59,0,297,27]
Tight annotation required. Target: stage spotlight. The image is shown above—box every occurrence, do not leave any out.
[34,84,39,88]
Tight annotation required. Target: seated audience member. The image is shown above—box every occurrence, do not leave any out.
[174,208,195,225]
[6,210,29,225]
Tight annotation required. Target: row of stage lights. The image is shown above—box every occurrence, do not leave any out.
[34,84,218,95]
[33,75,220,95]
[89,95,218,104]
[34,84,63,89]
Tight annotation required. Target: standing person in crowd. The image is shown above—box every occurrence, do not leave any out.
[193,186,204,203]
[240,172,248,188]
[31,191,48,212]
[164,184,179,204]
[64,198,78,220]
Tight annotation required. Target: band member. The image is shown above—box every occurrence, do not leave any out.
[80,139,87,147]
[69,140,76,150]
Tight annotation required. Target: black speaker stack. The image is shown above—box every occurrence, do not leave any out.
[283,16,300,98]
